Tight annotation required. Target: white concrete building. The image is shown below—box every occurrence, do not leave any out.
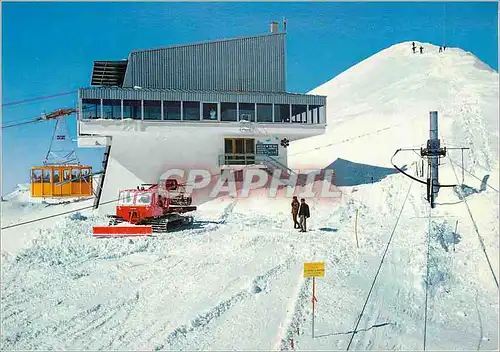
[77,23,327,212]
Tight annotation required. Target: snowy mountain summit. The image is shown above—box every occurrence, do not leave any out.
[292,41,499,179]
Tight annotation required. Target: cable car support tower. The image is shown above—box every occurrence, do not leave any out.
[392,111,469,208]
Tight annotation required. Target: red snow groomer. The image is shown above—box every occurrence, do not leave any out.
[92,179,196,238]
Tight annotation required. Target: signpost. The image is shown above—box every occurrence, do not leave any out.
[256,143,279,156]
[304,262,325,338]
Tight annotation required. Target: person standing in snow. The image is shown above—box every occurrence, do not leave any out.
[439,46,443,53]
[298,198,310,232]
[420,46,424,54]
[291,196,300,229]
[412,42,416,54]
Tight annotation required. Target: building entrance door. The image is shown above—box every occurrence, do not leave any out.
[223,138,255,165]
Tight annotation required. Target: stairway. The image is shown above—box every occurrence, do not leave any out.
[261,155,302,186]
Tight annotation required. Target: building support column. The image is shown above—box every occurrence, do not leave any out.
[100,99,103,119]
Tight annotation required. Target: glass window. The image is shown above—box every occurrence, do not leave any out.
[32,169,42,182]
[257,104,273,123]
[123,100,141,119]
[307,105,321,123]
[118,191,134,205]
[183,101,200,121]
[274,104,290,122]
[63,169,71,181]
[103,99,121,119]
[292,105,307,123]
[53,169,60,183]
[71,169,81,182]
[136,193,152,205]
[82,168,91,182]
[42,169,51,183]
[81,99,101,119]
[239,103,255,122]
[202,103,218,120]
[144,101,161,120]
[164,101,181,120]
[245,139,255,154]
[221,103,237,122]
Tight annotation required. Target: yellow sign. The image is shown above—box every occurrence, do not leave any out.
[303,262,325,278]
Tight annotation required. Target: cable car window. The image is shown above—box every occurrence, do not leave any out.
[63,169,71,181]
[53,169,60,183]
[118,191,134,205]
[71,169,81,182]
[42,170,51,183]
[32,169,42,182]
[136,193,152,205]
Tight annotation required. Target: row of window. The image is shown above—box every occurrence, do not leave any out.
[31,168,91,183]
[81,99,325,124]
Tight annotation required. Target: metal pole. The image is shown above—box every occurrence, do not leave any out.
[429,111,440,199]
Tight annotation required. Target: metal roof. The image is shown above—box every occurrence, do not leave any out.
[122,33,286,92]
[91,60,128,86]
[129,32,284,54]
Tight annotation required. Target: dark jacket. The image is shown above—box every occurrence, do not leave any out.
[298,203,310,218]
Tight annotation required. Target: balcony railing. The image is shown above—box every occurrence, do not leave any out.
[218,154,256,166]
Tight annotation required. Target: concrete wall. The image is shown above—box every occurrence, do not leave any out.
[95,129,295,214]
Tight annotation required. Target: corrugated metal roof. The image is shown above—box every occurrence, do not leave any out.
[129,32,285,54]
[122,33,286,93]
[79,87,326,106]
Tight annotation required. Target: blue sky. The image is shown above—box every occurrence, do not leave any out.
[2,1,498,196]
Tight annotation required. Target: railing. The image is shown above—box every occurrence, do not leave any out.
[260,155,298,179]
[218,153,256,166]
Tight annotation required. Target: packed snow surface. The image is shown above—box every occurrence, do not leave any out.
[1,42,498,350]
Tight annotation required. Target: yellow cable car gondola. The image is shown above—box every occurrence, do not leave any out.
[30,165,93,197]
[30,108,93,198]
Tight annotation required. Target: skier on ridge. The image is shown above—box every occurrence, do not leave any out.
[412,42,416,53]
[420,46,424,54]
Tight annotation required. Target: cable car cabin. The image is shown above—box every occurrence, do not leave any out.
[30,165,93,198]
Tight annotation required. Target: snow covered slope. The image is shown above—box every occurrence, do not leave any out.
[290,41,498,175]
[1,41,498,351]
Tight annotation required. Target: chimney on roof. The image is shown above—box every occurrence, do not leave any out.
[270,21,279,33]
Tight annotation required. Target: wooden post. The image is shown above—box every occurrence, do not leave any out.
[454,220,458,252]
[312,277,316,338]
[461,149,465,184]
[355,208,359,248]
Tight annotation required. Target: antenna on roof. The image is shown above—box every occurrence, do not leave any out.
[391,111,469,208]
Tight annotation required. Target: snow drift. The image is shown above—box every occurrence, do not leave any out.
[1,41,499,351]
